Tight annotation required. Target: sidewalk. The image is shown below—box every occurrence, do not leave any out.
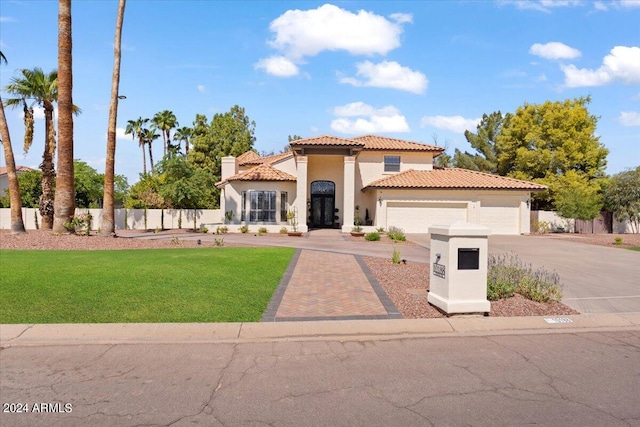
[2,313,640,347]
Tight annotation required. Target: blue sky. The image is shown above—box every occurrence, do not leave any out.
[1,0,639,184]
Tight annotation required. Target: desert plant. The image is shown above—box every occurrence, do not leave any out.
[487,253,562,302]
[225,210,234,224]
[354,205,361,228]
[286,208,299,232]
[392,247,401,264]
[365,231,381,241]
[614,237,623,245]
[258,227,268,236]
[533,220,551,234]
[216,226,228,235]
[239,225,249,234]
[171,236,181,245]
[376,227,385,233]
[279,227,288,234]
[387,226,406,242]
[214,238,224,247]
[199,227,209,234]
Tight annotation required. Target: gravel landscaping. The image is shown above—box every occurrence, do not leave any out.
[540,232,640,248]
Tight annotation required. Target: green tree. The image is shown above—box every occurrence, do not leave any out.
[604,167,640,233]
[553,170,603,220]
[454,111,504,173]
[431,134,452,168]
[189,105,256,207]
[152,110,178,156]
[0,170,41,209]
[74,160,103,208]
[124,173,164,209]
[174,126,192,156]
[496,97,608,210]
[155,155,216,209]
[141,127,159,169]
[125,117,149,174]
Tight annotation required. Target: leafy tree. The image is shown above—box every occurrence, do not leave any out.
[124,173,164,209]
[604,167,640,233]
[53,0,76,233]
[553,170,603,220]
[155,155,216,209]
[0,170,41,208]
[74,160,103,208]
[189,105,256,207]
[454,111,504,173]
[496,97,608,210]
[102,0,126,235]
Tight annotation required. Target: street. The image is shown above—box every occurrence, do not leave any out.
[2,329,639,426]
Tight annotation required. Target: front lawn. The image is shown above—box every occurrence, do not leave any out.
[0,247,294,323]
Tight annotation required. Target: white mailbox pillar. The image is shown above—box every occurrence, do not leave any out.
[428,221,491,315]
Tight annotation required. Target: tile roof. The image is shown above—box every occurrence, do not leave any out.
[236,150,262,165]
[0,166,35,175]
[353,135,444,152]
[289,135,365,147]
[216,163,296,187]
[364,168,547,191]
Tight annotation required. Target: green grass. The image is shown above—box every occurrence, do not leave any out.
[626,246,640,251]
[0,247,295,323]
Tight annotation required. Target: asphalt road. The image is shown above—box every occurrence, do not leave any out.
[2,330,639,426]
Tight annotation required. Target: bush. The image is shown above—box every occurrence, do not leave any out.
[279,227,288,234]
[487,253,562,303]
[258,227,268,235]
[614,237,623,245]
[199,227,209,234]
[365,231,380,241]
[215,226,228,235]
[239,225,249,233]
[387,226,406,242]
[392,247,401,264]
[533,220,551,234]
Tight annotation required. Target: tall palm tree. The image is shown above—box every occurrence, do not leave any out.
[152,110,178,156]
[4,68,59,229]
[53,0,76,233]
[102,0,127,236]
[0,51,26,233]
[141,127,159,169]
[173,126,192,155]
[125,117,149,174]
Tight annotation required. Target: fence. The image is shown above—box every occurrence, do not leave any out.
[0,208,222,231]
[531,210,636,234]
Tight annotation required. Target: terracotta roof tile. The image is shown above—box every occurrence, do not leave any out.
[289,135,364,147]
[0,166,35,175]
[353,135,444,152]
[365,168,547,191]
[236,151,262,165]
[216,163,296,187]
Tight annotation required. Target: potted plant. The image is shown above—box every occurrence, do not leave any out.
[351,205,365,236]
[286,207,303,236]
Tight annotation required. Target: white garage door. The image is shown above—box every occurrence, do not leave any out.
[478,198,520,235]
[386,202,467,233]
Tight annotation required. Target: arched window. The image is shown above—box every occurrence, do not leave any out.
[311,180,335,195]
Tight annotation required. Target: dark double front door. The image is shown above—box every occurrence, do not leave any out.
[310,180,335,228]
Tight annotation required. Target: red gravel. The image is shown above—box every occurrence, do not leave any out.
[539,232,640,248]
[362,257,579,318]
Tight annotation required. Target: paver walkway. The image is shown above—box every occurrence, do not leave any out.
[262,230,401,321]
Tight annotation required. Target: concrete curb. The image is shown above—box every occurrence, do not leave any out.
[2,313,639,347]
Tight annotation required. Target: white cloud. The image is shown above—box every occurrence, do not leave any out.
[116,127,128,139]
[389,13,413,24]
[499,0,582,13]
[619,111,640,126]
[339,60,428,94]
[562,46,640,87]
[420,115,480,134]
[594,1,608,11]
[331,101,410,134]
[267,4,408,59]
[197,85,206,93]
[254,55,299,77]
[530,42,581,60]
[23,106,58,121]
[310,126,320,133]
[619,0,640,8]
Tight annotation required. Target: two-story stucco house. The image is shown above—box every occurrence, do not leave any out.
[216,135,546,235]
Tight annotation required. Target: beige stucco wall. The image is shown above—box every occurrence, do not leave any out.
[272,156,297,176]
[307,155,346,225]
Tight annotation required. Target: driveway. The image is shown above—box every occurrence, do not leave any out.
[408,233,640,314]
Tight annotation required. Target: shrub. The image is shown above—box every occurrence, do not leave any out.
[214,238,224,247]
[216,226,228,235]
[392,247,401,264]
[533,220,551,234]
[387,226,406,242]
[375,227,385,233]
[365,231,380,241]
[279,227,288,234]
[258,227,268,235]
[199,227,209,234]
[239,225,249,234]
[614,237,623,245]
[487,253,562,303]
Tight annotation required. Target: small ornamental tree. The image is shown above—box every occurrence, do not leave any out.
[604,167,640,233]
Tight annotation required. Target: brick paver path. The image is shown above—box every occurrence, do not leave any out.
[275,250,389,319]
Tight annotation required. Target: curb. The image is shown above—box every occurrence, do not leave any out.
[2,313,639,347]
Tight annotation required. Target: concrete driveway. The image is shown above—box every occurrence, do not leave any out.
[408,233,640,314]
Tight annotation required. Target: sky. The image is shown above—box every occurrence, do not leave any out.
[1,0,639,185]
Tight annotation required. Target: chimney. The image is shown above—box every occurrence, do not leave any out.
[221,156,238,180]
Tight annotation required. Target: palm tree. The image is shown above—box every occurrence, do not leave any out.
[102,0,127,236]
[173,126,192,155]
[0,51,26,233]
[4,68,59,229]
[141,127,159,169]
[125,117,149,174]
[52,0,76,233]
[152,110,178,155]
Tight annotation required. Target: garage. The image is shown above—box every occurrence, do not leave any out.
[477,198,520,235]
[386,202,468,233]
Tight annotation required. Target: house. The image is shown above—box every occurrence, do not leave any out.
[0,166,35,197]
[216,135,546,235]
